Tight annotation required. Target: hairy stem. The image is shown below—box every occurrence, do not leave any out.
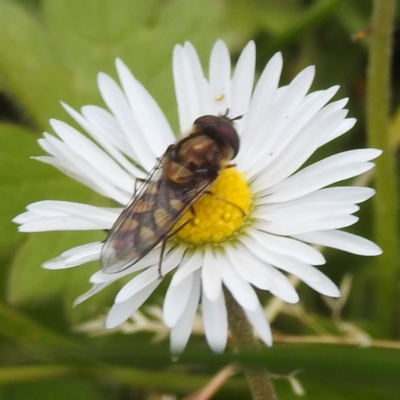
[225,290,278,400]
[367,0,399,336]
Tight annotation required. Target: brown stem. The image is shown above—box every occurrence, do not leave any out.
[225,290,278,400]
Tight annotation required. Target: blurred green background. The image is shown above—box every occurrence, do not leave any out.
[0,0,399,399]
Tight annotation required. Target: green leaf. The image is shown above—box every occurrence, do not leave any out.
[3,380,102,400]
[40,0,242,130]
[225,0,302,37]
[1,0,264,134]
[8,231,102,304]
[0,0,73,129]
[0,124,50,248]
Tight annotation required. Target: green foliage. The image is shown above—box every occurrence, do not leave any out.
[3,380,102,400]
[0,0,399,399]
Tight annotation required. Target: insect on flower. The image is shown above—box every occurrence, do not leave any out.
[101,114,243,276]
[14,41,383,354]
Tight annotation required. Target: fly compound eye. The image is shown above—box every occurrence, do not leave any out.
[193,115,240,159]
[215,118,240,159]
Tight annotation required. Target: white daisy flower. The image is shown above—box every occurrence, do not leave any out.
[14,40,382,354]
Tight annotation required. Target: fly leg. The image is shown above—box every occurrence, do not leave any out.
[204,191,246,216]
[157,207,196,278]
[134,178,146,197]
[203,164,246,215]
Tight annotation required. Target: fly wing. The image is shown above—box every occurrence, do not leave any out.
[101,163,213,274]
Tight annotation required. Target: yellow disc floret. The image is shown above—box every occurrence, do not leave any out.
[174,167,251,245]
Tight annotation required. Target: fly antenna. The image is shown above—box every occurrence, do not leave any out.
[230,114,245,122]
[223,108,245,122]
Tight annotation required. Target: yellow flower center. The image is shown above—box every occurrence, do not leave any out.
[174,167,251,246]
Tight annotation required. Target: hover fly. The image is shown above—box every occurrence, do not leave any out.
[101,114,241,275]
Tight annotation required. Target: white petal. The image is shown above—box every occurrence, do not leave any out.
[79,105,145,176]
[43,242,102,269]
[230,40,255,132]
[255,214,358,236]
[36,133,130,204]
[258,202,359,222]
[247,65,316,161]
[202,290,228,353]
[97,72,156,171]
[243,304,272,346]
[170,250,203,287]
[63,103,145,180]
[81,105,133,155]
[116,58,175,155]
[226,244,273,290]
[257,187,375,207]
[17,218,104,232]
[242,237,340,298]
[302,272,340,297]
[114,247,185,303]
[163,271,194,328]
[183,41,212,116]
[294,230,383,256]
[253,108,348,189]
[257,149,382,202]
[253,66,315,149]
[241,236,328,283]
[267,267,299,303]
[237,52,282,167]
[322,118,356,145]
[21,201,118,219]
[90,248,162,283]
[201,249,222,301]
[209,40,231,114]
[245,52,282,136]
[173,44,203,133]
[106,281,160,328]
[15,201,119,232]
[220,254,259,311]
[246,85,340,177]
[170,270,201,354]
[234,238,299,303]
[74,283,111,306]
[33,154,92,189]
[246,228,325,265]
[50,119,134,194]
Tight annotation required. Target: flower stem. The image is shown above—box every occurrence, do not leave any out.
[225,290,278,400]
[367,0,399,336]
